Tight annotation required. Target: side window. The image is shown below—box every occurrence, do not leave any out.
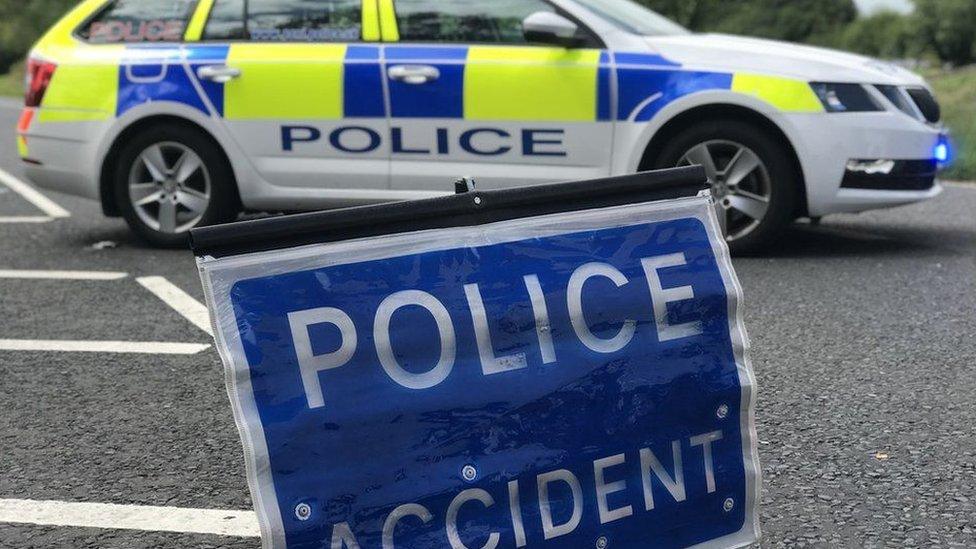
[394,0,554,44]
[203,0,246,40]
[79,0,199,43]
[203,0,363,42]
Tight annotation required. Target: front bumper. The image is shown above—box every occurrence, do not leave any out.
[841,159,938,191]
[783,110,945,216]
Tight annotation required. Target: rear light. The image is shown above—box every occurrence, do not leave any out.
[17,107,34,133]
[25,57,57,108]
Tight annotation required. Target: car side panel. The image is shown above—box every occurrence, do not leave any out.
[22,0,942,218]
[211,42,391,195]
[384,45,615,191]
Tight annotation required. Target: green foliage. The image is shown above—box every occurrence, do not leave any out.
[831,11,921,59]
[639,0,858,43]
[925,66,976,179]
[641,0,976,67]
[0,60,24,97]
[0,0,77,72]
[914,0,976,66]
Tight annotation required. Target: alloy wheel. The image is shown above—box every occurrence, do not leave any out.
[128,142,211,234]
[677,140,772,241]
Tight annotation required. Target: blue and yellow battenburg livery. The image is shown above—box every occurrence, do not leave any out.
[19,0,946,251]
[24,0,823,150]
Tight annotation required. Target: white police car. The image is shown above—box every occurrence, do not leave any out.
[19,0,947,251]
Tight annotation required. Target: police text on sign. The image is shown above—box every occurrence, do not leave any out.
[196,190,760,549]
[289,253,702,410]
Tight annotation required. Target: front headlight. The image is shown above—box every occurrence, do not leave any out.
[810,82,883,113]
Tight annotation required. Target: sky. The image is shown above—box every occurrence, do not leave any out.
[854,0,914,14]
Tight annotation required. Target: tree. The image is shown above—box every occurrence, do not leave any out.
[639,0,858,44]
[0,0,77,72]
[913,0,976,66]
[834,11,920,59]
[637,0,711,28]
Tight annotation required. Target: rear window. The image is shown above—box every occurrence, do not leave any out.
[79,0,199,43]
[203,0,363,42]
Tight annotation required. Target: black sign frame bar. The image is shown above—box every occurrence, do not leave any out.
[190,167,707,258]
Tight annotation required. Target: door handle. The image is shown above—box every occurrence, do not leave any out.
[197,65,242,83]
[387,65,440,85]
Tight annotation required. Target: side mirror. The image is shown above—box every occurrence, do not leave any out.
[522,11,582,47]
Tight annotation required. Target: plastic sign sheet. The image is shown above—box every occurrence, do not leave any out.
[197,194,759,549]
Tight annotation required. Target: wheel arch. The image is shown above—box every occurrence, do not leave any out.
[99,114,241,217]
[637,103,809,217]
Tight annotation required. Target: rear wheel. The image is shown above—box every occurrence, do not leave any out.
[651,119,798,254]
[114,124,239,248]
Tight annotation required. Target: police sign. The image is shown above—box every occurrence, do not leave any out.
[192,167,760,549]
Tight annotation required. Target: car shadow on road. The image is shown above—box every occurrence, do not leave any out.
[64,214,973,260]
[66,225,190,253]
[68,213,285,253]
[758,221,973,259]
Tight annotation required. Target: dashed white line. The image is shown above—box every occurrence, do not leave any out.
[0,270,128,281]
[0,167,70,219]
[0,216,53,224]
[0,499,259,538]
[0,340,210,355]
[136,276,214,336]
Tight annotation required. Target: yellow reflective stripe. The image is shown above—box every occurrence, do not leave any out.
[38,45,123,121]
[185,0,215,42]
[17,136,28,158]
[731,73,824,113]
[37,110,111,123]
[378,0,399,42]
[464,46,601,122]
[224,44,347,120]
[362,0,381,41]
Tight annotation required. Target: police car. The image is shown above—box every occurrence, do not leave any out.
[19,0,947,251]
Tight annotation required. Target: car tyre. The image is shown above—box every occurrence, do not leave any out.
[651,119,799,255]
[114,123,239,248]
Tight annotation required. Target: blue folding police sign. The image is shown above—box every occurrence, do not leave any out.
[195,172,759,549]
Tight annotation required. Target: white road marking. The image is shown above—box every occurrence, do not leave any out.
[0,167,70,219]
[0,216,53,224]
[0,499,259,538]
[944,181,975,189]
[136,276,213,336]
[0,340,210,355]
[0,270,128,281]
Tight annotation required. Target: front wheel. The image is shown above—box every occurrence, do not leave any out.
[114,124,239,248]
[651,119,799,254]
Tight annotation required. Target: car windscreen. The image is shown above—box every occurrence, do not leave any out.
[572,0,690,36]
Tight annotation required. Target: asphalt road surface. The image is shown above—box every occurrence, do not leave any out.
[1,100,974,548]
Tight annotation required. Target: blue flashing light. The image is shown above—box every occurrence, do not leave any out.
[935,135,951,165]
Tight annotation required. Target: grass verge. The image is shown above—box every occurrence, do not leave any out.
[925,66,976,181]
[0,62,23,99]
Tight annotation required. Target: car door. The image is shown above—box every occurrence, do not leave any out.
[194,0,390,200]
[382,0,614,192]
